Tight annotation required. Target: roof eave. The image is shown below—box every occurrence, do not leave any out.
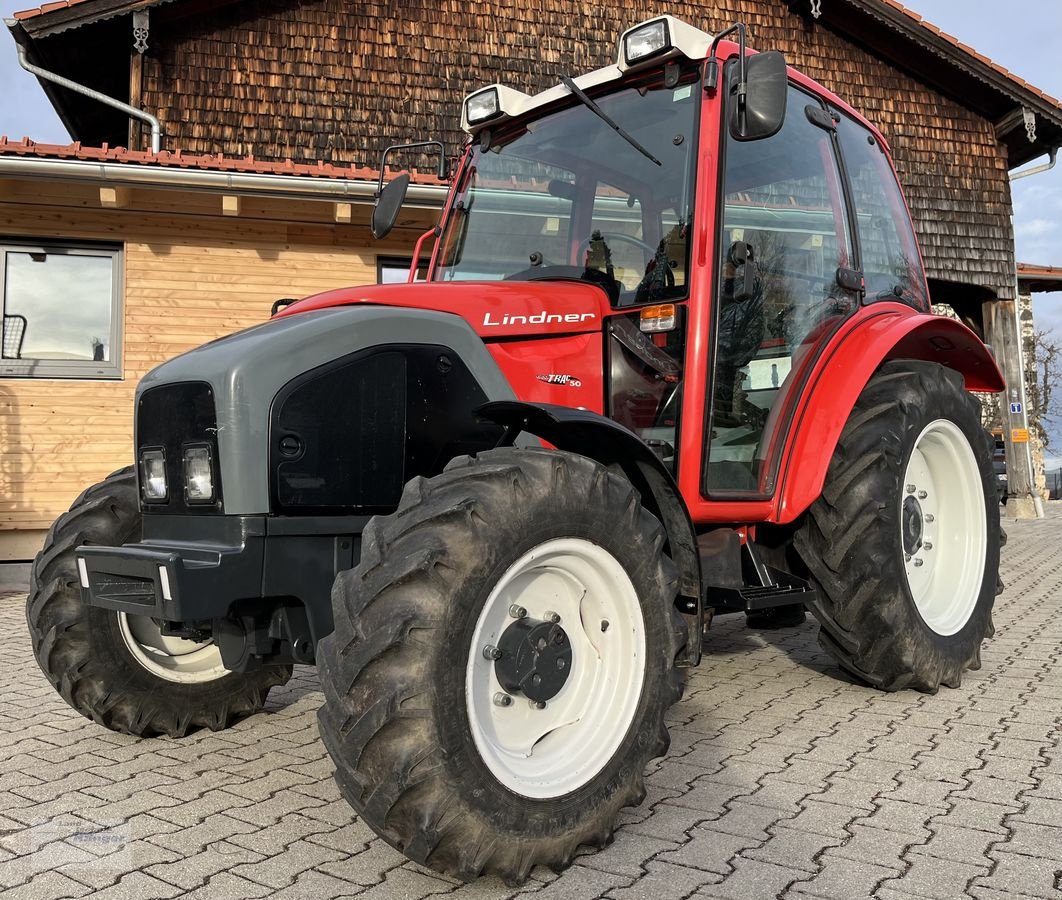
[808,0,1062,169]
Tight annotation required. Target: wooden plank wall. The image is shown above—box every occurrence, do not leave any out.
[0,182,425,548]
[140,0,1016,301]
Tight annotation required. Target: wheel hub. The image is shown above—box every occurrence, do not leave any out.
[494,617,573,703]
[901,495,924,555]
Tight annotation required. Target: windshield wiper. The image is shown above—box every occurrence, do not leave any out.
[559,75,661,167]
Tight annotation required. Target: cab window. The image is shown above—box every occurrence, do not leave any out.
[706,85,855,496]
[834,114,928,307]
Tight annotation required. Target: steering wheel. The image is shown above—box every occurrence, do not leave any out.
[577,232,677,294]
[575,231,656,258]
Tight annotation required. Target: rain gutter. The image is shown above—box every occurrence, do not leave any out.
[0,154,449,207]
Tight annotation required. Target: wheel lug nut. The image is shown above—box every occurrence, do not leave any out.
[531,700,546,710]
[509,605,527,619]
[483,644,502,660]
[545,610,560,624]
[924,514,934,523]
[600,620,610,632]
[905,553,912,562]
[913,558,924,567]
[917,490,927,499]
[557,658,566,670]
[923,542,933,551]
[493,692,512,707]
[906,484,916,494]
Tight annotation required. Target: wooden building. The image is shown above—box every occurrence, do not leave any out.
[0,140,442,558]
[2,0,1061,553]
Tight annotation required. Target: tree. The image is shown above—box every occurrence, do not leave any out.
[1027,328,1061,450]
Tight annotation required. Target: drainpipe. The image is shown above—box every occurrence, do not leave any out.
[13,43,162,153]
[1004,147,1057,519]
[1010,146,1058,181]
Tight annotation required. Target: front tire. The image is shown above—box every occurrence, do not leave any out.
[28,467,291,737]
[316,449,685,883]
[794,360,1001,692]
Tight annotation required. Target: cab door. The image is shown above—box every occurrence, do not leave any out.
[702,83,858,501]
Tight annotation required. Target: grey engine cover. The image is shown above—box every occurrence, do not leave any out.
[137,305,516,514]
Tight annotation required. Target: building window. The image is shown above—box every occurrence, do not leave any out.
[377,256,428,284]
[0,242,122,379]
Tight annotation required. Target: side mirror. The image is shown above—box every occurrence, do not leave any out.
[371,173,411,240]
[730,50,787,141]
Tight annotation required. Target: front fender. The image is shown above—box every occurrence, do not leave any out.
[773,309,1004,523]
[478,400,702,665]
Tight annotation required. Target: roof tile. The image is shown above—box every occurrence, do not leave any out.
[0,136,445,185]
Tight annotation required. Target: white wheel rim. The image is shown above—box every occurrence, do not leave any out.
[465,538,646,799]
[117,612,230,684]
[900,419,987,636]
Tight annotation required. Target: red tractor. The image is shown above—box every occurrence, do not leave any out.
[30,16,1003,884]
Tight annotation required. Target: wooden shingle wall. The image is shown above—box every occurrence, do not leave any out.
[0,181,424,543]
[139,0,1016,301]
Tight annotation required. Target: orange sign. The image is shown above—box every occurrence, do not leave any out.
[1011,428,1029,443]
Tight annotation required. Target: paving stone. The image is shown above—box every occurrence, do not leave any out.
[77,872,184,900]
[782,800,856,840]
[0,870,92,900]
[263,868,370,899]
[876,854,991,899]
[175,872,273,900]
[573,829,677,879]
[972,848,1062,898]
[933,799,1016,835]
[230,837,346,889]
[145,841,264,891]
[606,860,720,900]
[823,823,921,871]
[743,825,844,874]
[505,864,632,900]
[654,827,755,874]
[56,838,182,890]
[693,856,803,898]
[623,802,716,841]
[319,840,407,887]
[952,775,1030,807]
[787,860,896,899]
[857,799,945,835]
[991,819,1062,858]
[909,823,996,867]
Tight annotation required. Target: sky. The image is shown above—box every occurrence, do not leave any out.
[0,0,1060,441]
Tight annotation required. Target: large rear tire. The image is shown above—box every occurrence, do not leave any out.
[28,467,291,737]
[316,449,686,884]
[794,360,1001,692]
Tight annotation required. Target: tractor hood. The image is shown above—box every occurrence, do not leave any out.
[275,281,612,339]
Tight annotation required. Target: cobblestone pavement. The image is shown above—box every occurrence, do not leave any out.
[2,504,1060,900]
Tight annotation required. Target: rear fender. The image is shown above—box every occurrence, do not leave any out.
[774,310,1004,523]
[478,400,702,666]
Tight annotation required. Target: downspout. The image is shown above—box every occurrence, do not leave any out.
[1005,146,1057,519]
[1010,146,1058,181]
[13,42,162,153]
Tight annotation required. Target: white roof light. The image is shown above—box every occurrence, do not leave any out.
[459,17,713,135]
[617,16,712,72]
[624,19,670,65]
[466,88,501,126]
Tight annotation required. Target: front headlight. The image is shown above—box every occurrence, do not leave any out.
[624,19,670,65]
[466,88,501,125]
[182,445,215,503]
[139,449,167,502]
